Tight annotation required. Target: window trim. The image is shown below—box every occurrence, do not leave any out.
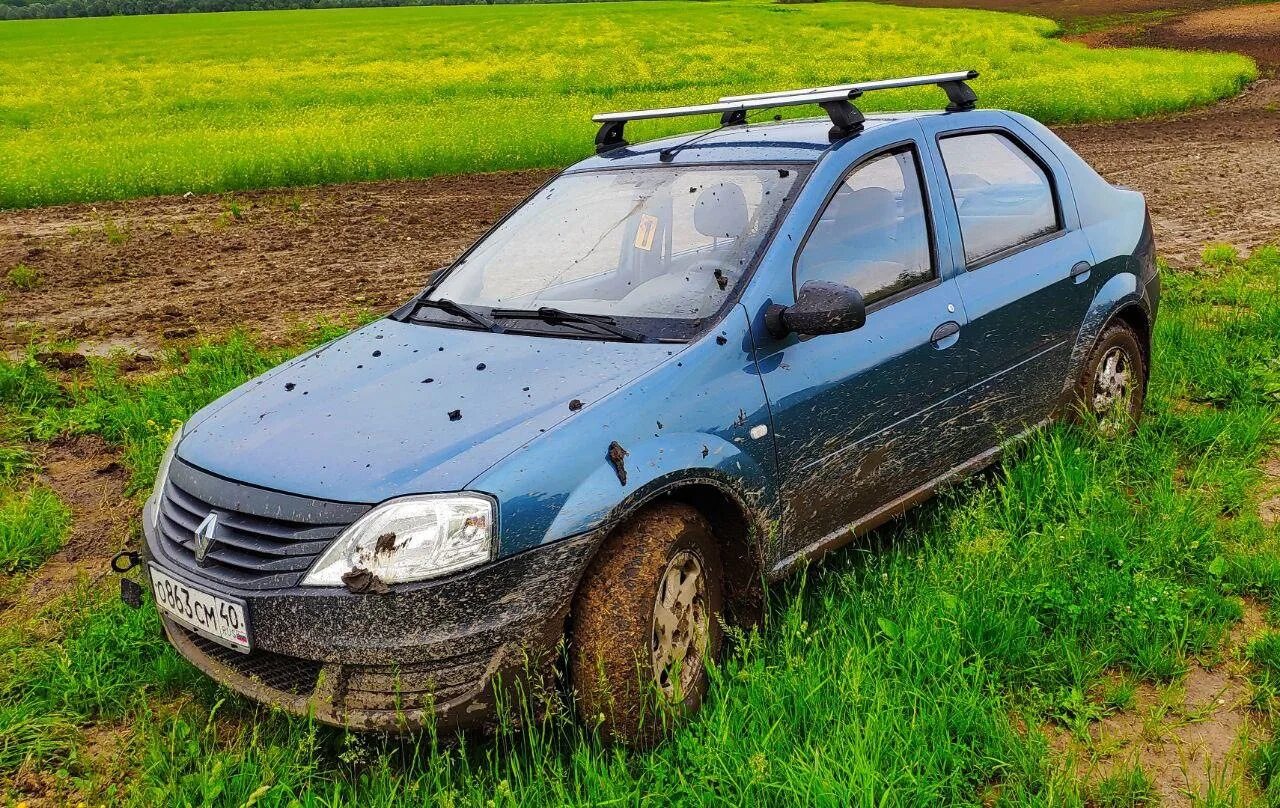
[790,140,940,311]
[933,126,1066,271]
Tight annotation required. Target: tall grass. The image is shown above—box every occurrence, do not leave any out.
[0,247,1275,804]
[0,0,1256,208]
[0,486,69,572]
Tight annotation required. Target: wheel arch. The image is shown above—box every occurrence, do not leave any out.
[1058,271,1151,411]
[1108,301,1152,372]
[574,472,770,628]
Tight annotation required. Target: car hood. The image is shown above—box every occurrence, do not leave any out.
[178,319,678,503]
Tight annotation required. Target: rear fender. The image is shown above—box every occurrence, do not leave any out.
[1058,271,1147,407]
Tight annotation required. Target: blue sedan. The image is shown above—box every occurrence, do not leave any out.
[137,72,1158,743]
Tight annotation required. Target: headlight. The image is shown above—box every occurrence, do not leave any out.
[302,494,495,587]
[149,424,183,531]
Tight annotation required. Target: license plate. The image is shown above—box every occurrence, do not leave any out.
[150,564,251,653]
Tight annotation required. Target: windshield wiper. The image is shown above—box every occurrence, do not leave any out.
[490,307,649,343]
[407,297,503,333]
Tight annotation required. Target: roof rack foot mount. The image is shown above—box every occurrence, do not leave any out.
[591,70,979,155]
[939,79,978,113]
[594,119,628,154]
[821,97,865,141]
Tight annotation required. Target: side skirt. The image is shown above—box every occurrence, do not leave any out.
[767,418,1050,580]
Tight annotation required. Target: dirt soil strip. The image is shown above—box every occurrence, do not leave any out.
[1074,2,1280,68]
[2,3,1280,354]
[0,436,133,626]
[1049,601,1272,806]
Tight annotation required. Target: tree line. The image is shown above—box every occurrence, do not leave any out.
[0,0,629,20]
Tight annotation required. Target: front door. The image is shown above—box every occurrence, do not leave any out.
[755,144,971,558]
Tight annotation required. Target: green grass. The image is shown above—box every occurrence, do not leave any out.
[0,486,69,573]
[0,246,1276,804]
[0,0,1256,209]
[5,264,38,291]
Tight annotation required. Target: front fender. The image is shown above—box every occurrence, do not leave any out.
[469,304,778,559]
[544,432,769,542]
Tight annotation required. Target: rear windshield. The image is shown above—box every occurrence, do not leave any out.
[427,165,800,335]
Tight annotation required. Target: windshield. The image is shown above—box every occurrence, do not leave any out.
[428,165,801,329]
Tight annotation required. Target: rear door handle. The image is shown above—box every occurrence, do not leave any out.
[931,320,961,349]
[1070,261,1092,284]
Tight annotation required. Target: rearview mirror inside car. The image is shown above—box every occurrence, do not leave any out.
[765,280,866,338]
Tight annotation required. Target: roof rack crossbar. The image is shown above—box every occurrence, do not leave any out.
[591,69,978,154]
[716,70,979,106]
[592,86,868,154]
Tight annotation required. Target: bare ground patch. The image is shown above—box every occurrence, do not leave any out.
[1049,600,1273,805]
[1262,453,1280,527]
[0,435,133,627]
[0,170,553,354]
[1077,2,1280,69]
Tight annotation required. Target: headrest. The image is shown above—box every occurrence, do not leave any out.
[829,186,896,232]
[693,183,749,239]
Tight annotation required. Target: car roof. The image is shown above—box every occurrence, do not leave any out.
[566,111,952,171]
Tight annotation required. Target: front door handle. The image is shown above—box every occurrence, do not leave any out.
[931,320,961,350]
[1070,261,1092,284]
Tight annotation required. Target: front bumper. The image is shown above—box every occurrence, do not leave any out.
[143,497,596,731]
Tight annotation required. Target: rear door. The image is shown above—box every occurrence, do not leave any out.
[919,116,1097,433]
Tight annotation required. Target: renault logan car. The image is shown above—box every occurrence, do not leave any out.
[138,72,1158,743]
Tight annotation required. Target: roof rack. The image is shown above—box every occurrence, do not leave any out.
[592,69,978,154]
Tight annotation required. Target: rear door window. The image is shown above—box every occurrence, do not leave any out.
[938,131,1060,265]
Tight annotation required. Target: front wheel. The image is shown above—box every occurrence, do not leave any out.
[569,502,723,747]
[1074,321,1147,433]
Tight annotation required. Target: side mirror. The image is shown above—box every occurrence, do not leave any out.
[765,281,866,338]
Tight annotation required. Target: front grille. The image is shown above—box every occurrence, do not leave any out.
[155,459,369,590]
[184,629,323,696]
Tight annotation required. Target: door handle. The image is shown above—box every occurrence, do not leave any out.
[931,320,961,349]
[1070,261,1092,284]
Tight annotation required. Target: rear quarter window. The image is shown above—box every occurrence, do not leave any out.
[938,131,1060,266]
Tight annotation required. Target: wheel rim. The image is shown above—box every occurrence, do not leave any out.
[1092,345,1133,419]
[650,550,708,700]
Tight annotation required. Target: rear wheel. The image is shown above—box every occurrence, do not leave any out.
[1075,321,1147,433]
[569,501,723,746]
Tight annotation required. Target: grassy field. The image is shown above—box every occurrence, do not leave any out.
[0,0,1256,209]
[0,245,1276,804]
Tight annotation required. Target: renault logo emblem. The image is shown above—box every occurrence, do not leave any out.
[193,513,219,566]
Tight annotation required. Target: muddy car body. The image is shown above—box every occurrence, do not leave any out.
[140,74,1158,738]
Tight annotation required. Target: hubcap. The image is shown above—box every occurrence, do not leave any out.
[1092,345,1132,417]
[650,550,708,699]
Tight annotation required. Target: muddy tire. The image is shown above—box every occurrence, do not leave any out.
[570,501,723,747]
[1074,320,1147,432]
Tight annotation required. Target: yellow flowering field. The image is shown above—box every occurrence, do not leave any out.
[0,0,1255,208]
